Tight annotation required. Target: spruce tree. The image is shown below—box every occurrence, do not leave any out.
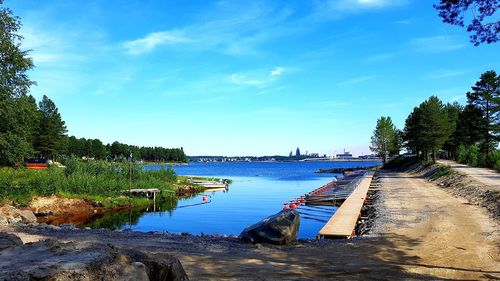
[34,95,67,159]
[419,96,452,162]
[403,107,425,157]
[466,70,500,154]
[442,102,463,159]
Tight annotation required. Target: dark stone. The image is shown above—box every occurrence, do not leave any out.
[239,210,300,245]
[0,239,189,281]
[0,232,22,251]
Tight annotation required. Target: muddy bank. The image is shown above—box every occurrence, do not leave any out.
[25,196,136,227]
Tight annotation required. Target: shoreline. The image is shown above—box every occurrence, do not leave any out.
[1,162,498,280]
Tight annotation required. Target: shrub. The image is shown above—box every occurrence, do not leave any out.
[485,150,500,170]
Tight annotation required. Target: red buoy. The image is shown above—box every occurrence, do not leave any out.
[289,203,296,209]
[202,196,207,202]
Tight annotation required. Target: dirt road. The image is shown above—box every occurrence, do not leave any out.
[372,171,499,280]
[2,171,499,280]
[438,159,500,188]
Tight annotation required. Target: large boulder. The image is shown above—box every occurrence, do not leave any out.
[239,210,300,245]
[0,239,189,281]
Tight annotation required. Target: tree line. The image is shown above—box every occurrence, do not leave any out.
[0,3,186,166]
[62,137,187,162]
[371,70,499,168]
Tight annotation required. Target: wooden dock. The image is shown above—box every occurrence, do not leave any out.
[317,172,374,239]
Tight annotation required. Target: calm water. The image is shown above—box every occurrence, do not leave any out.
[94,161,379,238]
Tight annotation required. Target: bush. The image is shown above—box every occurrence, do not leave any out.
[458,145,480,167]
[485,150,500,170]
[456,145,500,170]
[457,145,467,164]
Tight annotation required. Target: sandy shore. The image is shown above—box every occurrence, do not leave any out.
[1,170,499,280]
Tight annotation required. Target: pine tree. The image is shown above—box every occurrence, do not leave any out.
[34,95,67,159]
[403,107,424,157]
[419,96,452,162]
[466,70,500,154]
[442,102,463,159]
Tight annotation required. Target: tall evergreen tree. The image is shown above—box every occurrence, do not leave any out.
[442,102,463,159]
[466,70,500,154]
[455,104,485,147]
[390,129,403,156]
[370,116,398,164]
[34,95,67,159]
[403,107,424,157]
[0,1,36,165]
[419,96,453,162]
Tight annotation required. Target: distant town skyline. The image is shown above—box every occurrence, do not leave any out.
[5,0,499,156]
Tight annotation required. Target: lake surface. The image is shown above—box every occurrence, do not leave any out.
[92,161,380,238]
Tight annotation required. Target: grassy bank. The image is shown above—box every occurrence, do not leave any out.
[0,158,177,204]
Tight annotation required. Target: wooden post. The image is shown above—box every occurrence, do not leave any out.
[153,191,156,212]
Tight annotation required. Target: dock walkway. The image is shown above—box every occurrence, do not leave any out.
[317,172,374,239]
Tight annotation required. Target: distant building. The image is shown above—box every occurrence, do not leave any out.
[289,151,293,157]
[310,153,320,157]
[296,147,301,156]
[336,149,354,159]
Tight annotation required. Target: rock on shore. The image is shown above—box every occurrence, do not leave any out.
[239,210,300,245]
[0,238,189,281]
[0,206,37,225]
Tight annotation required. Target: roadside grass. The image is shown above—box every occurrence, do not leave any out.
[429,165,454,180]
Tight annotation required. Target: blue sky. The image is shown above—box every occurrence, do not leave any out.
[5,0,499,156]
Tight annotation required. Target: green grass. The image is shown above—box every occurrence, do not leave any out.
[0,158,177,202]
[430,165,454,180]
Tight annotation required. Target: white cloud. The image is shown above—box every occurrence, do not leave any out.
[229,74,267,87]
[363,53,395,63]
[20,24,86,65]
[424,69,469,80]
[411,36,466,53]
[337,75,376,86]
[121,4,297,56]
[229,66,288,88]
[270,67,286,77]
[316,0,408,17]
[123,31,190,55]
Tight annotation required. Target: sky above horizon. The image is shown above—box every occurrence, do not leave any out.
[5,0,499,157]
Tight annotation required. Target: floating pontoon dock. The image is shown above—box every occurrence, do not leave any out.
[317,171,374,239]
